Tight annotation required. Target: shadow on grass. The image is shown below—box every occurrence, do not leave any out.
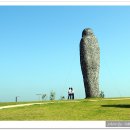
[101,104,130,108]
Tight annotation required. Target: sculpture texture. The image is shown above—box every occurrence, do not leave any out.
[80,28,100,98]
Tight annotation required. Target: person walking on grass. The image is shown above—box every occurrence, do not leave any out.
[68,88,72,100]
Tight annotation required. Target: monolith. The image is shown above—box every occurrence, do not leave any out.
[80,28,100,98]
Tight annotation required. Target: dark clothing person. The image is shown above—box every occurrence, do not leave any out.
[72,93,74,99]
[71,88,74,100]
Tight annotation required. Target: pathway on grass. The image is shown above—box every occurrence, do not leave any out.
[104,97,130,100]
[0,100,80,110]
[0,102,54,110]
[88,97,130,102]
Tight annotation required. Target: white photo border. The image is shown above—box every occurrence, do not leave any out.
[0,0,130,129]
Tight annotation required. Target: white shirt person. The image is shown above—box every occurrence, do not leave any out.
[68,88,72,99]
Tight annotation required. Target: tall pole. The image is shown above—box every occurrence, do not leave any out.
[36,94,42,101]
[15,96,20,102]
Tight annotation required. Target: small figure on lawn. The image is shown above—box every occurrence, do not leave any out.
[71,87,74,100]
[68,88,72,100]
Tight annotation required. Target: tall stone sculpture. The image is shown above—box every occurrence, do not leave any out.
[80,28,100,98]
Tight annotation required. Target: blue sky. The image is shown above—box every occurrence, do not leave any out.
[0,6,130,102]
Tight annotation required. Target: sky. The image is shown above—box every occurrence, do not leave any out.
[0,6,130,102]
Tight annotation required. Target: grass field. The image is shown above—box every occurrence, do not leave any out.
[0,98,130,120]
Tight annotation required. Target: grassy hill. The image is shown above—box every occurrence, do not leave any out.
[0,98,130,120]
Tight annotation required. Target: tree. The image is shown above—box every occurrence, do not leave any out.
[99,91,105,98]
[42,94,47,101]
[60,96,65,100]
[50,91,56,100]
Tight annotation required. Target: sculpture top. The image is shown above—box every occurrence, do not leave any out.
[82,28,93,37]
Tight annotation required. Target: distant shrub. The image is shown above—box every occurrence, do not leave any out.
[99,91,105,98]
[50,91,56,100]
[60,96,65,100]
[42,94,47,101]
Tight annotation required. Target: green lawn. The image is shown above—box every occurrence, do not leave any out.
[0,98,130,120]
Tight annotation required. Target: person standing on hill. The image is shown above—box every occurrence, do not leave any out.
[68,88,72,99]
[71,88,74,100]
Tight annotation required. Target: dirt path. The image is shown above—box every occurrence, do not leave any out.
[0,102,54,110]
[104,97,130,100]
[0,100,80,110]
[88,97,130,102]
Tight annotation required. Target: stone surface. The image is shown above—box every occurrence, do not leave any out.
[80,28,100,98]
